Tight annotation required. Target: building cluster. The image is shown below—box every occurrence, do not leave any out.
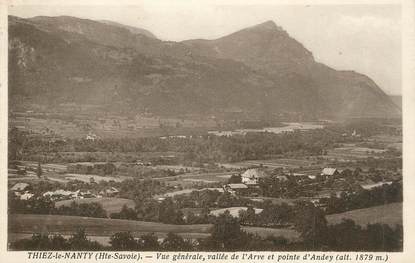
[10,181,119,202]
[223,167,341,196]
[11,183,33,200]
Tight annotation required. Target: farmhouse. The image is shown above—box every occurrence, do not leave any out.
[43,189,79,200]
[79,190,96,198]
[241,169,268,185]
[321,168,339,177]
[85,133,98,141]
[223,183,249,195]
[100,187,119,197]
[19,192,34,200]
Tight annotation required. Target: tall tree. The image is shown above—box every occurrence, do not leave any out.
[110,232,138,250]
[161,232,193,251]
[138,233,160,251]
[36,162,42,178]
[210,210,244,250]
[293,202,328,250]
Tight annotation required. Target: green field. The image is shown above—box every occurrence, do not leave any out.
[9,214,211,238]
[9,214,300,243]
[156,171,232,188]
[326,144,387,161]
[10,114,216,139]
[55,198,135,214]
[326,202,402,227]
[221,158,318,169]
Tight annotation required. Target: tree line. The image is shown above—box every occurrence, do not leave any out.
[9,193,107,218]
[10,209,402,251]
[9,126,352,164]
[323,181,402,214]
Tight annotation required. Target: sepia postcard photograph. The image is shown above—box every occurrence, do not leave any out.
[1,0,415,262]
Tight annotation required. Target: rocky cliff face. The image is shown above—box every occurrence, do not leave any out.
[8,16,400,119]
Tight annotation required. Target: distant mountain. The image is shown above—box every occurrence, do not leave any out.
[184,20,400,118]
[8,16,401,119]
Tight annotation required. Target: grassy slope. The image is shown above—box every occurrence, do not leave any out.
[9,214,299,241]
[326,202,402,227]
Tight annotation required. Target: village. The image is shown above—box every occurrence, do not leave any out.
[9,154,401,219]
[7,117,403,251]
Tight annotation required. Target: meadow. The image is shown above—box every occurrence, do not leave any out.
[9,214,300,243]
[326,202,402,226]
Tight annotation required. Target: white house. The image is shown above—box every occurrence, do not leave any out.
[241,169,268,185]
[19,192,34,200]
[85,133,98,141]
[43,189,78,200]
[321,168,339,177]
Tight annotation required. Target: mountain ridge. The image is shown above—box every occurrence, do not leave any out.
[8,16,400,119]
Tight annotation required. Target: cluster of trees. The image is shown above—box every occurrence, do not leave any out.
[10,229,103,251]
[327,219,402,251]
[258,175,304,198]
[109,232,194,251]
[174,190,252,210]
[115,189,252,224]
[9,193,107,218]
[110,198,210,225]
[67,162,116,176]
[66,162,186,179]
[284,201,402,251]
[9,192,55,215]
[323,182,403,214]
[109,199,184,224]
[116,178,174,201]
[54,201,107,218]
[239,202,294,228]
[10,229,197,251]
[117,164,184,179]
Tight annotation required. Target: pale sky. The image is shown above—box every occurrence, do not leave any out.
[8,3,402,95]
